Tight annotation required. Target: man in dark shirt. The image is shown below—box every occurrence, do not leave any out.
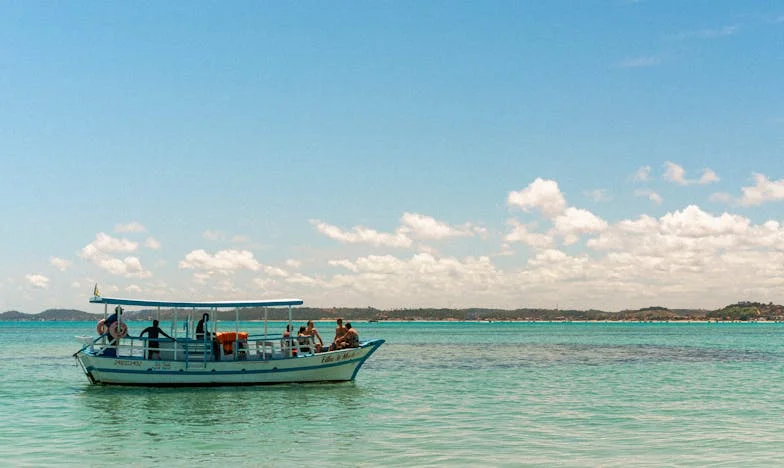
[196,313,210,340]
[101,306,123,357]
[195,313,220,360]
[104,306,121,332]
[139,320,175,359]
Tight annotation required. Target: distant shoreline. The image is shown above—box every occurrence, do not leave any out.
[2,301,781,322]
[2,318,783,324]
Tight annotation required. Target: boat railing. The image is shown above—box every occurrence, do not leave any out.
[88,332,318,361]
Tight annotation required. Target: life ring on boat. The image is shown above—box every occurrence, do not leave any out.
[109,321,128,339]
[96,319,108,335]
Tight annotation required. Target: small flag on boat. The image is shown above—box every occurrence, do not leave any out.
[93,284,100,297]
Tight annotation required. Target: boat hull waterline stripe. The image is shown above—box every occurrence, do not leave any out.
[87,355,367,376]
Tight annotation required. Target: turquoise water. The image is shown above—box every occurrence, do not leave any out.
[2,321,784,467]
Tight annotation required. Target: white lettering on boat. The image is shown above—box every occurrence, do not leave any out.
[115,360,142,367]
[320,351,357,364]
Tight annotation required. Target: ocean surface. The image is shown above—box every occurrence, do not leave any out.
[2,320,784,467]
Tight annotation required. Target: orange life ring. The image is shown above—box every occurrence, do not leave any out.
[96,319,107,335]
[109,321,128,339]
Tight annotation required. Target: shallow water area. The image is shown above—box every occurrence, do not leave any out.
[2,321,784,466]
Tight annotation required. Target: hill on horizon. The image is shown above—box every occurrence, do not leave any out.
[2,302,783,322]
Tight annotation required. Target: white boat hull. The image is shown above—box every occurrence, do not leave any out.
[75,340,384,386]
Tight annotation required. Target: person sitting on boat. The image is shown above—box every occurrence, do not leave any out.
[305,320,324,352]
[138,320,175,360]
[297,326,311,353]
[336,323,359,349]
[329,318,347,351]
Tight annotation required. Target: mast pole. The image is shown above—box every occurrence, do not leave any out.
[263,307,268,360]
[287,305,293,357]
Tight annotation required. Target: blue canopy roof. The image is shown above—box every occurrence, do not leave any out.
[89,296,303,308]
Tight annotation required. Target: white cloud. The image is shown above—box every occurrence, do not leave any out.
[202,230,223,241]
[507,178,567,218]
[574,206,784,309]
[145,237,161,249]
[96,256,152,278]
[699,169,720,184]
[312,213,482,249]
[50,257,71,272]
[633,166,652,182]
[497,243,515,257]
[253,277,281,292]
[505,180,607,246]
[634,188,663,205]
[664,161,688,185]
[179,249,261,275]
[322,253,500,303]
[34,175,784,312]
[588,205,758,255]
[399,212,478,240]
[659,205,749,237]
[739,173,784,206]
[285,273,323,286]
[25,274,49,289]
[83,233,138,254]
[585,189,611,202]
[663,161,720,185]
[329,259,359,272]
[115,222,147,233]
[80,233,150,278]
[311,220,412,248]
[263,266,289,278]
[504,220,553,248]
[193,272,211,284]
[290,202,784,310]
[553,207,608,245]
[214,279,239,293]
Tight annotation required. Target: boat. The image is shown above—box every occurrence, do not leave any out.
[73,293,384,386]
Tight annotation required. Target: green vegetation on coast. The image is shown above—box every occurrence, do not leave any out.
[2,301,784,322]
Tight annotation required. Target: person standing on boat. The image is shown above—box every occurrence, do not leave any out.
[104,306,121,333]
[196,313,220,360]
[138,320,175,360]
[100,306,123,357]
[196,313,210,340]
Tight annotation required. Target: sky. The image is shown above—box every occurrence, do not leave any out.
[1,2,783,313]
